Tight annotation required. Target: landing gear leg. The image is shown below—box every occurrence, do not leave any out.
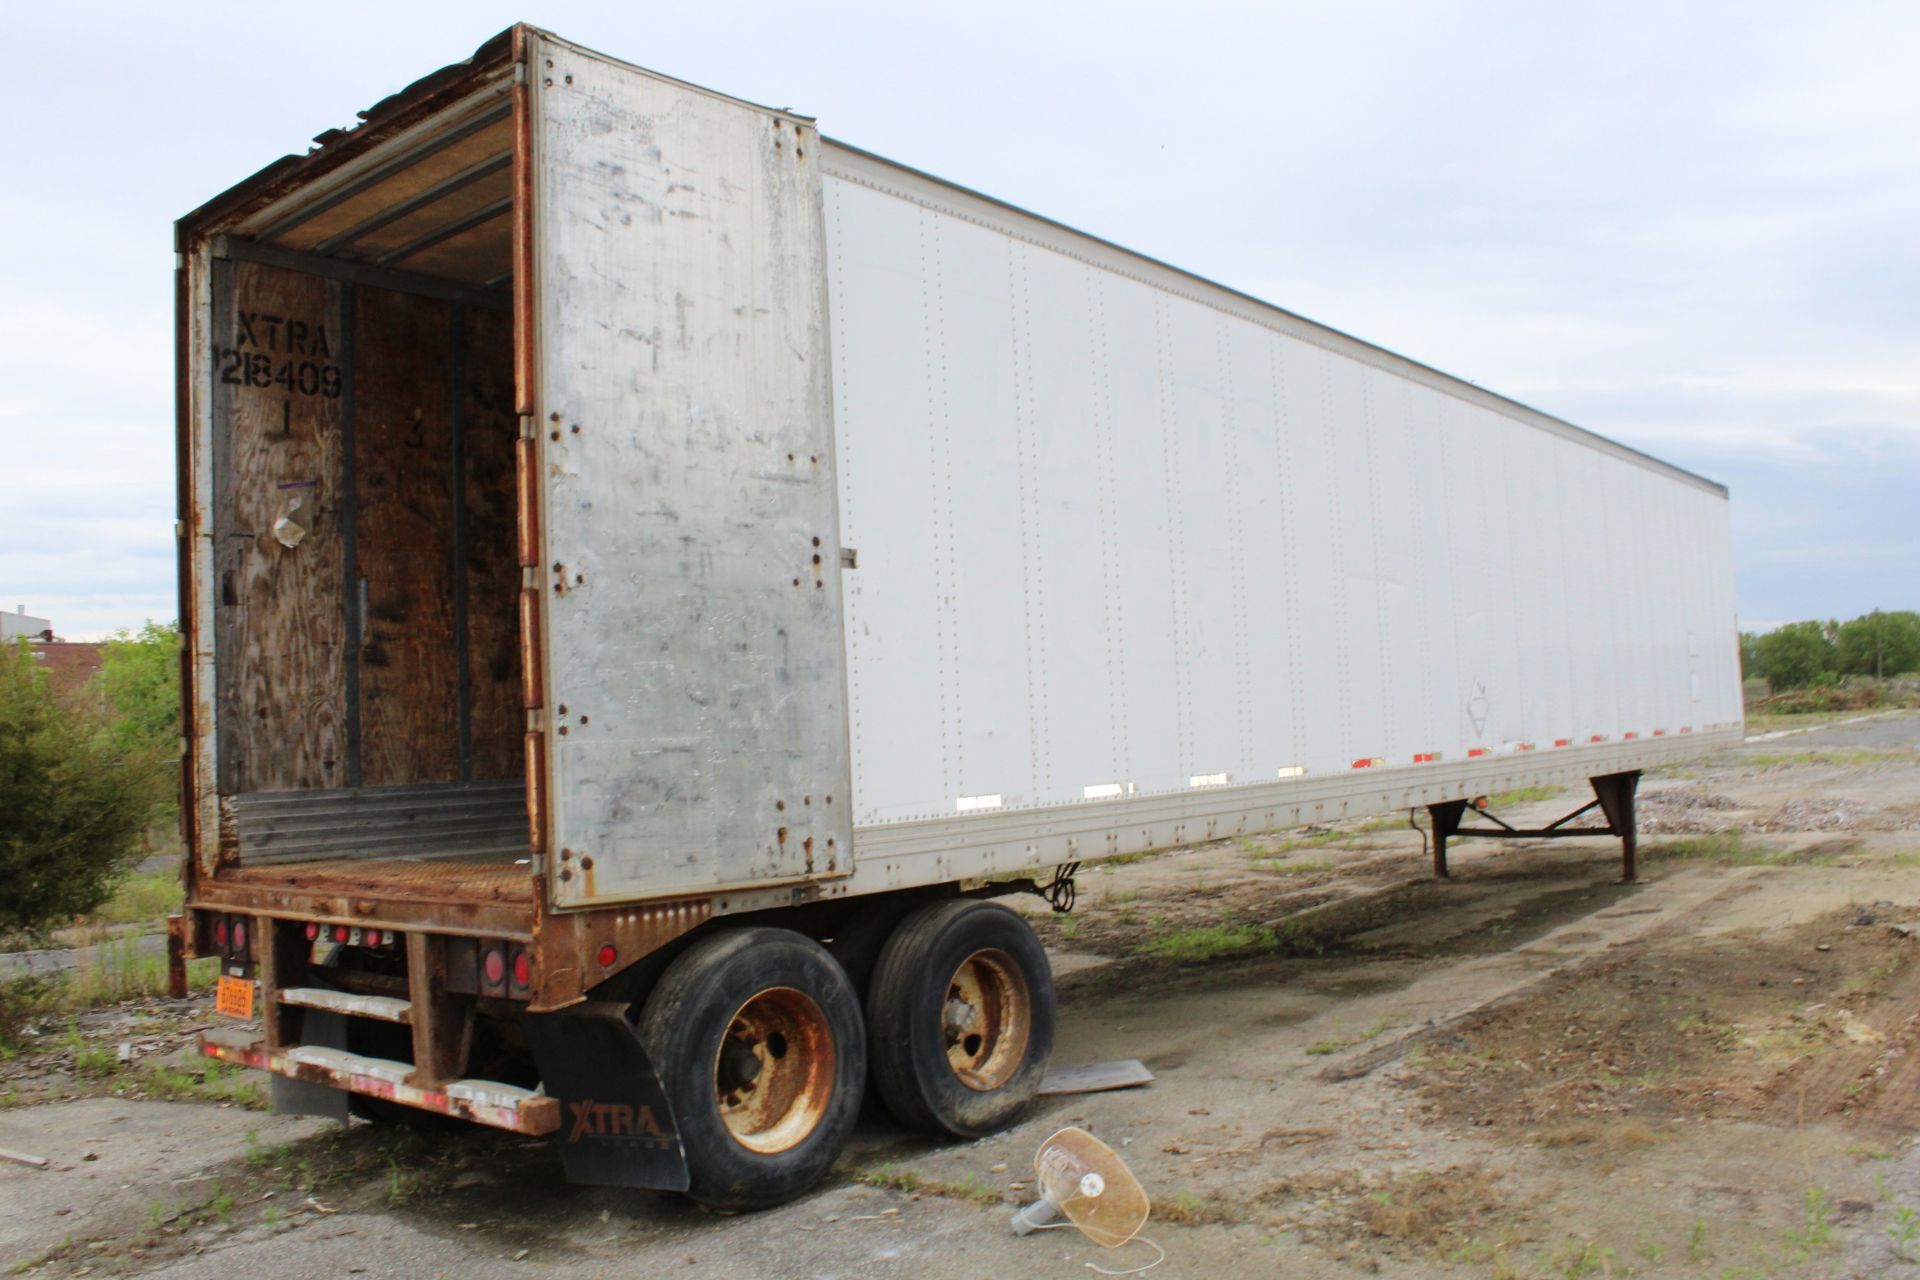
[1589,770,1642,883]
[1427,799,1469,879]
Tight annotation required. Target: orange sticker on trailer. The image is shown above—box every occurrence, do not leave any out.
[215,975,256,1020]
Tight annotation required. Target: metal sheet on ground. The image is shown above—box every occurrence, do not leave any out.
[1040,1059,1156,1096]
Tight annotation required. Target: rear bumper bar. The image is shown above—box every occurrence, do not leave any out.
[198,1030,559,1135]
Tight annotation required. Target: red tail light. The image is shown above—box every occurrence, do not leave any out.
[333,925,350,944]
[231,919,248,954]
[304,922,320,941]
[511,951,532,987]
[364,929,383,947]
[212,918,229,949]
[482,947,506,985]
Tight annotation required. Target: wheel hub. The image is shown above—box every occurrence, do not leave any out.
[713,987,835,1154]
[942,948,1031,1091]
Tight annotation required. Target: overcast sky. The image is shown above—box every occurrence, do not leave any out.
[4,1,1914,639]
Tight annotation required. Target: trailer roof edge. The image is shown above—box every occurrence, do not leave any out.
[820,139,1729,500]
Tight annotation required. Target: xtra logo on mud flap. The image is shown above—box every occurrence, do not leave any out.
[568,1100,675,1150]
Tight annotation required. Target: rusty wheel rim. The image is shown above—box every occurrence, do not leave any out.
[712,986,836,1154]
[943,948,1031,1092]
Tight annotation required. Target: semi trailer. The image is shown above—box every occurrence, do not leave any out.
[173,25,1743,1209]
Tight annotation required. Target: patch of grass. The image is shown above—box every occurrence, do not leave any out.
[81,872,184,927]
[855,1164,1003,1205]
[71,1036,120,1079]
[133,1059,268,1108]
[1262,856,1335,876]
[1783,1185,1836,1261]
[0,947,221,1058]
[1888,1204,1920,1263]
[1533,1119,1661,1152]
[1486,785,1565,807]
[1158,1188,1250,1226]
[1353,1166,1503,1246]
[65,935,218,1007]
[1552,1239,1613,1278]
[1640,832,1811,867]
[0,976,64,1055]
[1687,1217,1711,1263]
[1139,923,1278,962]
[1747,748,1911,769]
[1304,1016,1392,1056]
[1271,828,1348,855]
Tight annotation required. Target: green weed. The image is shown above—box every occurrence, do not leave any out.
[1487,785,1565,808]
[1888,1204,1920,1263]
[1140,924,1277,962]
[1784,1185,1836,1260]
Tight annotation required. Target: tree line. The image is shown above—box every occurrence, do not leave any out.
[1740,610,1920,692]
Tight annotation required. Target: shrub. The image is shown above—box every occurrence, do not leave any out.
[0,641,165,937]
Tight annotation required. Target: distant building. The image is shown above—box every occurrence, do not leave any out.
[5,607,105,696]
[2,605,51,642]
[32,640,106,697]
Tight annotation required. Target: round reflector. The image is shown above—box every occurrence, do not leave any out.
[597,944,617,969]
[512,951,531,987]
[482,948,506,985]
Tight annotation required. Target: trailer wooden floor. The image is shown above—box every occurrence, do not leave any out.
[218,854,536,906]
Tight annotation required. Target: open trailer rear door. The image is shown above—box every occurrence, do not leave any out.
[524,32,855,908]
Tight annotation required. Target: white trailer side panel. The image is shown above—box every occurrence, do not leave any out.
[530,37,854,905]
[821,148,1742,851]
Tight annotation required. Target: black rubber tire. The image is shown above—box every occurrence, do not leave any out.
[867,899,1055,1137]
[637,927,865,1211]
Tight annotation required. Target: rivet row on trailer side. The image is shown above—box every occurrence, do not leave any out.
[172,24,1743,1208]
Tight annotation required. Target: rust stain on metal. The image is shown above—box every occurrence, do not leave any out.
[515,436,541,568]
[165,914,189,998]
[510,27,535,418]
[530,898,712,1011]
[518,585,544,707]
[176,30,518,249]
[524,729,546,854]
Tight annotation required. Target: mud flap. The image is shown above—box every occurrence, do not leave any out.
[522,1002,689,1191]
[271,1009,349,1124]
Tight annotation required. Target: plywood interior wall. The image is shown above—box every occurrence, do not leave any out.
[460,305,522,781]
[213,260,521,796]
[354,286,461,786]
[213,261,349,794]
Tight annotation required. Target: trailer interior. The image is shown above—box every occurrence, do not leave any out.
[185,46,532,915]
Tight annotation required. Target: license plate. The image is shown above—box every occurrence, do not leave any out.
[215,974,256,1020]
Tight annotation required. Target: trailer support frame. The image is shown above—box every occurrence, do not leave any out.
[1426,770,1642,882]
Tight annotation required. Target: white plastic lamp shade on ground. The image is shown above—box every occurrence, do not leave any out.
[1009,1126,1149,1247]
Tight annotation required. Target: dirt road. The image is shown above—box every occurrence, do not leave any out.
[6,715,1919,1278]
